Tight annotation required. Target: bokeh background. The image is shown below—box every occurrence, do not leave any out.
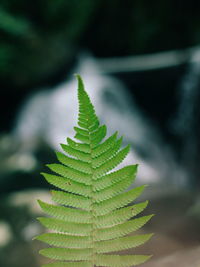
[1,1,200,266]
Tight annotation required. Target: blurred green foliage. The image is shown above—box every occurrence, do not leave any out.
[0,0,100,90]
[1,0,200,90]
[85,0,200,57]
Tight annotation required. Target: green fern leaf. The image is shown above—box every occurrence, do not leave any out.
[56,152,92,174]
[92,137,122,168]
[51,190,91,210]
[37,217,92,235]
[38,200,92,223]
[90,125,107,147]
[60,143,91,163]
[42,262,92,267]
[93,185,147,215]
[35,233,91,248]
[94,215,154,241]
[93,146,130,178]
[46,164,92,185]
[39,247,92,261]
[95,254,152,267]
[96,233,154,253]
[92,131,118,157]
[67,138,90,153]
[94,201,149,228]
[93,173,135,202]
[42,261,93,267]
[41,173,91,197]
[93,165,137,190]
[35,75,154,266]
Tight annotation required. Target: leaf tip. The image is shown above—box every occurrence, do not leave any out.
[75,73,85,92]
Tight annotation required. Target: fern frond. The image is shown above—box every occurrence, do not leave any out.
[93,146,130,178]
[46,164,92,185]
[92,137,122,168]
[90,125,107,147]
[38,200,92,223]
[67,138,90,153]
[93,165,137,190]
[56,152,92,174]
[51,190,91,210]
[74,126,89,136]
[42,262,92,267]
[93,185,147,215]
[96,233,154,253]
[40,247,92,261]
[94,215,154,241]
[37,217,92,235]
[95,254,152,267]
[92,131,118,157]
[35,233,91,248]
[36,75,154,267]
[60,143,91,163]
[74,132,90,143]
[94,201,149,228]
[41,173,91,197]
[93,170,136,202]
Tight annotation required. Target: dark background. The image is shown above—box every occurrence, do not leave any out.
[1,0,200,131]
[0,1,200,267]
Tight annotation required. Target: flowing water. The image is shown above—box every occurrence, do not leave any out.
[13,55,187,187]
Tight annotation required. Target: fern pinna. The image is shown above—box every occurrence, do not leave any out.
[35,75,154,267]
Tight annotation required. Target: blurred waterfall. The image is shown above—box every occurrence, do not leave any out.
[12,54,187,187]
[171,49,200,186]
